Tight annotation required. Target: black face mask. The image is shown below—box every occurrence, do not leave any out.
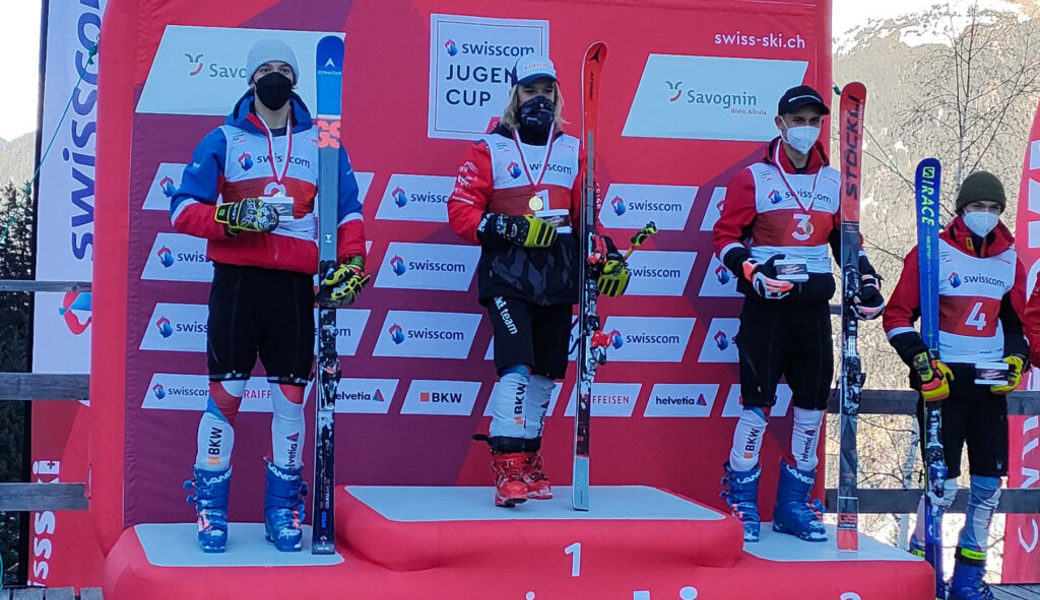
[518,95,555,132]
[254,72,293,110]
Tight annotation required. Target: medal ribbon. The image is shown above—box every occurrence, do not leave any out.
[512,122,556,192]
[260,117,293,185]
[772,142,821,211]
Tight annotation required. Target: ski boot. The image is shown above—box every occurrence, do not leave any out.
[908,536,925,559]
[521,452,552,500]
[772,461,827,542]
[491,452,528,507]
[264,461,307,552]
[721,461,762,542]
[184,466,232,553]
[948,556,995,600]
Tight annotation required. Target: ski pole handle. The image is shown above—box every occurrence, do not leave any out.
[622,221,658,261]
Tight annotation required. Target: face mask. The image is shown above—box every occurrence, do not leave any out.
[254,72,293,110]
[518,95,555,132]
[963,210,999,237]
[781,124,820,155]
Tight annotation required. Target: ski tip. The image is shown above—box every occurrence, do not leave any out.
[584,41,607,63]
[840,81,866,96]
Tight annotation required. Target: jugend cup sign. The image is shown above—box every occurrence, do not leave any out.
[428,14,549,140]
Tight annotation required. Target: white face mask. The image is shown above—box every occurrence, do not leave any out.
[781,124,820,155]
[963,211,999,237]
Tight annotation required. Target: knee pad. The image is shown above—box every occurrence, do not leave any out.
[968,475,1001,509]
[930,477,959,510]
[209,380,246,424]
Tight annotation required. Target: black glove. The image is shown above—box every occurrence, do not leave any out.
[476,213,557,248]
[852,273,885,320]
[214,197,279,235]
[741,255,793,300]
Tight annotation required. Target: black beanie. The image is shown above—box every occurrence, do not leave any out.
[956,171,1006,213]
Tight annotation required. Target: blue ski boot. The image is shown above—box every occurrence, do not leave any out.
[772,461,827,542]
[184,466,231,553]
[264,461,307,552]
[948,558,995,600]
[721,461,761,542]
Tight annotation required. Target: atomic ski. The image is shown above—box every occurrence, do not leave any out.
[573,41,607,511]
[916,157,946,599]
[837,81,866,552]
[312,34,345,555]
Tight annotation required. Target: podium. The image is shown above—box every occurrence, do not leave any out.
[102,485,933,599]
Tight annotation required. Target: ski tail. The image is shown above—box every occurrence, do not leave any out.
[916,157,946,598]
[312,34,345,555]
[836,81,866,552]
[573,41,607,512]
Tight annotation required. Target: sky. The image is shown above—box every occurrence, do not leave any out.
[0,0,1024,141]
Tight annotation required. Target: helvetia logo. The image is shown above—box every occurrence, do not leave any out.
[157,246,175,268]
[611,197,626,216]
[392,187,408,207]
[388,324,405,344]
[948,272,962,288]
[444,39,459,57]
[159,176,176,197]
[715,265,731,284]
[666,80,683,102]
[390,256,407,276]
[373,389,386,403]
[59,292,92,335]
[507,162,522,178]
[769,189,783,204]
[155,317,174,339]
[184,52,204,77]
[152,384,166,400]
[714,330,729,350]
[238,153,254,171]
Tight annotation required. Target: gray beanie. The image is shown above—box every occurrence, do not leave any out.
[955,171,1006,213]
[245,39,299,83]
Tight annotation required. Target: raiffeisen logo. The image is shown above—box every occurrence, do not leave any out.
[58,292,92,335]
[185,52,204,77]
[388,324,405,344]
[444,39,459,56]
[507,162,522,178]
[714,330,729,350]
[769,189,783,204]
[157,246,175,268]
[666,80,682,102]
[155,317,174,339]
[715,265,731,284]
[392,187,408,207]
[152,384,166,400]
[390,256,407,276]
[238,153,254,170]
[948,272,962,288]
[611,197,626,216]
[159,176,176,197]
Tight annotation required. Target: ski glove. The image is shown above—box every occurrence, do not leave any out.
[477,213,557,248]
[597,243,630,298]
[320,255,370,307]
[912,351,954,402]
[852,273,885,320]
[214,198,279,235]
[991,355,1025,395]
[741,255,793,300]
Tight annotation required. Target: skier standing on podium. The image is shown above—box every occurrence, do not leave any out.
[884,171,1027,600]
[448,54,630,508]
[171,39,369,552]
[712,85,885,543]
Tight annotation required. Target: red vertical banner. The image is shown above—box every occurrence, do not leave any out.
[1007,98,1040,584]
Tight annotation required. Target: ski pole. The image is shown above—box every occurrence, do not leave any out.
[622,221,658,261]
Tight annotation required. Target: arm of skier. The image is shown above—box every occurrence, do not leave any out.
[991,258,1030,393]
[882,246,926,364]
[170,129,233,240]
[447,141,495,245]
[335,146,366,262]
[1027,278,1040,366]
[832,222,885,318]
[712,168,756,273]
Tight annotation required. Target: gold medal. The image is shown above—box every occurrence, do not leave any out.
[529,195,544,211]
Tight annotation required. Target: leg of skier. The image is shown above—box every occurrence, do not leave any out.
[185,379,245,552]
[773,406,827,542]
[264,381,307,551]
[487,364,532,507]
[908,478,957,556]
[948,476,1000,600]
[522,374,555,499]
[722,406,767,542]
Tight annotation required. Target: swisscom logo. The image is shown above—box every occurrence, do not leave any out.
[373,311,482,359]
[142,233,213,283]
[598,316,696,362]
[698,318,740,363]
[59,292,92,335]
[622,250,697,297]
[142,163,187,211]
[140,303,210,352]
[375,174,455,223]
[599,184,697,231]
[374,242,480,291]
[141,374,286,412]
[699,255,741,298]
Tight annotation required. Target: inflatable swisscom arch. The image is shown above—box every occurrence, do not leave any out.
[90,0,932,597]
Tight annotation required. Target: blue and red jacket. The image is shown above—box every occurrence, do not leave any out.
[171,91,365,275]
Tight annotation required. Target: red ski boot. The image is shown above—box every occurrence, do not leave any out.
[491,453,528,507]
[522,452,552,499]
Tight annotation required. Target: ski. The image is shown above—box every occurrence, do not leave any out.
[312,34,345,555]
[837,81,866,552]
[916,157,946,599]
[573,41,607,511]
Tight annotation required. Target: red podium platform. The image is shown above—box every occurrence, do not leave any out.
[102,485,934,600]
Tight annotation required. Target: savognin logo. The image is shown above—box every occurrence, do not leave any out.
[666,80,682,102]
[185,53,204,77]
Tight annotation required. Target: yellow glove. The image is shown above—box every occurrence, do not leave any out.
[214,197,279,235]
[321,255,370,306]
[991,355,1025,395]
[912,351,954,402]
[597,259,630,297]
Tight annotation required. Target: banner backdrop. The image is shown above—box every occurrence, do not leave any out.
[1006,98,1040,584]
[93,0,831,551]
[29,0,108,588]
